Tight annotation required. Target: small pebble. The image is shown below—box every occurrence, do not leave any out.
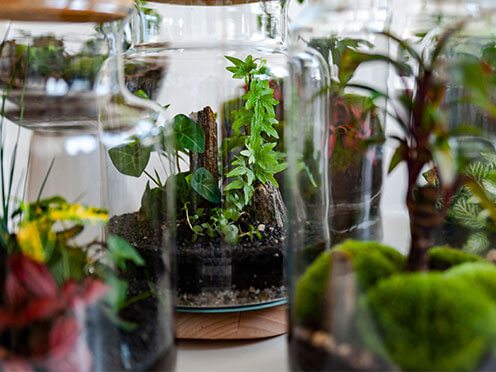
[336,343,352,358]
[257,224,266,232]
[487,249,496,263]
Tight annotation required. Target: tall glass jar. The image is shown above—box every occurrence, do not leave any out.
[113,0,292,313]
[0,1,176,370]
[288,1,496,371]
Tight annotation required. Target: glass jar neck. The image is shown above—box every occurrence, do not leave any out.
[292,0,390,38]
[131,0,288,48]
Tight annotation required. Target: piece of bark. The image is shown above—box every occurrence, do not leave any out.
[246,182,286,228]
[321,250,357,342]
[189,106,219,183]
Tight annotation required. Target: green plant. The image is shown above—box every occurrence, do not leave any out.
[109,55,286,244]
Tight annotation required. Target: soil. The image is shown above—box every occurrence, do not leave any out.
[289,326,388,372]
[330,157,383,245]
[289,326,496,372]
[109,211,287,308]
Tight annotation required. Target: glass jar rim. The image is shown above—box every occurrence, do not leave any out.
[145,0,274,6]
[0,0,133,22]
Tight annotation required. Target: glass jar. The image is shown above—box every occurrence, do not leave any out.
[113,0,292,311]
[0,1,176,371]
[293,0,390,245]
[288,1,496,372]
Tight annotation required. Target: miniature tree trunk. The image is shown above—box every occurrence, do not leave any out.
[406,185,442,271]
[190,106,219,181]
[246,182,286,228]
[190,106,219,209]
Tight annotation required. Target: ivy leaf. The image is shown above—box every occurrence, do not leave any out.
[174,114,205,153]
[140,182,167,221]
[191,168,221,203]
[109,140,152,178]
[225,179,244,191]
[107,235,145,271]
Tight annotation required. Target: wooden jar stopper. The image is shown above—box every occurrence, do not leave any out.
[0,0,134,22]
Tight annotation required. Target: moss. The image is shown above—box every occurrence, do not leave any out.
[359,272,496,372]
[444,261,496,301]
[429,246,483,271]
[295,240,405,326]
[294,250,332,327]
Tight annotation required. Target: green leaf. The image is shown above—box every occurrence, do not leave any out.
[109,140,152,178]
[107,235,145,271]
[191,168,221,203]
[463,232,490,255]
[225,179,244,191]
[174,114,205,153]
[140,182,167,221]
[135,89,149,99]
[104,273,128,312]
[388,142,407,174]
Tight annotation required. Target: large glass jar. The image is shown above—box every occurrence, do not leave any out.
[288,1,496,371]
[113,0,292,312]
[293,0,390,245]
[0,1,176,370]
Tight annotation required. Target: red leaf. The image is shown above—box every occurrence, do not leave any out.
[61,280,79,307]
[8,255,57,299]
[4,272,27,309]
[21,298,65,325]
[49,316,79,360]
[82,279,108,306]
[1,359,35,372]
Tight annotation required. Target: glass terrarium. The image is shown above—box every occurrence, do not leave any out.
[292,0,390,244]
[288,0,496,371]
[0,1,176,370]
[108,0,293,312]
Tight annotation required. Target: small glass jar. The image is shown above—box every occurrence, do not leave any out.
[288,1,496,372]
[0,1,176,371]
[114,0,291,311]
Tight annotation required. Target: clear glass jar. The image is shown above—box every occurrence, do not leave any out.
[293,0,390,245]
[115,0,291,310]
[0,2,176,371]
[288,1,496,372]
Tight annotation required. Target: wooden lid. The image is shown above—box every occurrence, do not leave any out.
[146,0,265,5]
[0,0,134,22]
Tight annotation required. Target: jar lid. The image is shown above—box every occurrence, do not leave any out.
[146,0,266,5]
[0,0,134,22]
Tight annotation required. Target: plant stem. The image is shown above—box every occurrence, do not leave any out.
[144,170,161,188]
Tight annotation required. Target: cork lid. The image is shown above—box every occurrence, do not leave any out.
[0,0,134,22]
[146,0,265,5]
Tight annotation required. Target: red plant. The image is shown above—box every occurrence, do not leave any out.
[328,96,378,168]
[0,254,108,372]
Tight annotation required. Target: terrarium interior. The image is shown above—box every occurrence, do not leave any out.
[289,1,496,372]
[105,0,292,309]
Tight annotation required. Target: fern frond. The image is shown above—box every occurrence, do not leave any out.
[452,198,487,230]
[463,231,490,255]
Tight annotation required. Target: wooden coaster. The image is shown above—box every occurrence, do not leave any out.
[0,0,134,22]
[176,304,288,339]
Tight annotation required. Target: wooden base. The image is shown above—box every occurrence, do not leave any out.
[176,305,288,340]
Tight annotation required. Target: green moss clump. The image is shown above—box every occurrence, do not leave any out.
[359,272,496,372]
[294,250,332,327]
[429,246,483,271]
[335,240,406,290]
[294,240,405,326]
[444,261,496,301]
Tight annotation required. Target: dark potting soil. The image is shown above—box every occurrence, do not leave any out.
[289,327,388,372]
[109,211,287,308]
[289,327,496,372]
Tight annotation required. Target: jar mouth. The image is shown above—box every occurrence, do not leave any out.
[146,0,272,6]
[0,0,133,22]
